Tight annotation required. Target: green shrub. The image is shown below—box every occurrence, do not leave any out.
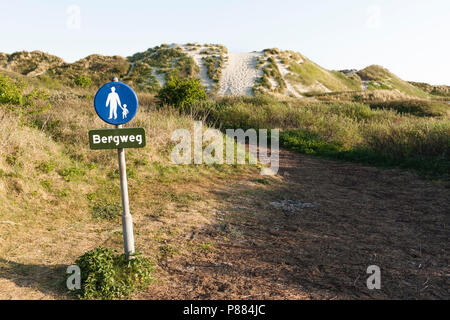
[0,74,51,113]
[0,74,24,105]
[71,246,154,300]
[74,75,92,87]
[157,75,207,110]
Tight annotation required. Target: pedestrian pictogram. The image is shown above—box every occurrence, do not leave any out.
[94,81,138,125]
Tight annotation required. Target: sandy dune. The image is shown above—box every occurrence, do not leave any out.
[218,52,263,96]
[152,70,166,88]
[183,47,214,92]
[275,58,302,98]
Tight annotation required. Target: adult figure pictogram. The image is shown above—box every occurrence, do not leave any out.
[106,87,122,120]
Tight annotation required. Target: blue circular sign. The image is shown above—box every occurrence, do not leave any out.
[94,82,138,125]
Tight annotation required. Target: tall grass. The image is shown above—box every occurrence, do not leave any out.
[191,95,450,177]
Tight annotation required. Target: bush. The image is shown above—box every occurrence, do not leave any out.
[71,246,153,300]
[0,74,24,105]
[74,75,92,87]
[157,75,206,110]
[0,74,51,113]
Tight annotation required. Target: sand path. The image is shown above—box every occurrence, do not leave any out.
[218,52,263,96]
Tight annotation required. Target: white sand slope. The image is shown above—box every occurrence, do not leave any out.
[218,52,263,96]
[275,58,302,98]
[152,70,166,88]
[182,46,214,92]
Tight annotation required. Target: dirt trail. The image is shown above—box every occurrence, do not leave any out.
[143,148,449,300]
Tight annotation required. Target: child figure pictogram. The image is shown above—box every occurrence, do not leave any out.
[122,104,129,119]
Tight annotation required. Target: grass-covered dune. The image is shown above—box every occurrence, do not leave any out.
[357,65,430,98]
[408,81,450,97]
[1,44,441,99]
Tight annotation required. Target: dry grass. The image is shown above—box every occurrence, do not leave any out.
[0,79,257,299]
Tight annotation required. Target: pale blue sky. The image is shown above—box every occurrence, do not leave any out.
[0,0,448,84]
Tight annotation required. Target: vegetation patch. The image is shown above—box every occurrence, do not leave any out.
[70,247,154,300]
[91,201,122,220]
[262,57,286,92]
[58,165,86,182]
[122,61,160,92]
[125,45,200,92]
[202,54,226,92]
[46,55,129,87]
[369,99,448,117]
[408,81,450,97]
[1,51,64,76]
[157,75,207,110]
[74,75,92,88]
[357,65,428,98]
[37,160,56,173]
[0,74,51,114]
[190,96,450,177]
[288,58,360,92]
[159,244,179,259]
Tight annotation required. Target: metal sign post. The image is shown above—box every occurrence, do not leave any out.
[116,123,135,260]
[91,76,143,260]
